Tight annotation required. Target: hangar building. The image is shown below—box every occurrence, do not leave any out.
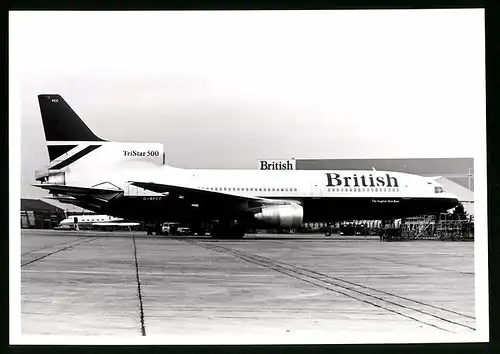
[21,198,66,229]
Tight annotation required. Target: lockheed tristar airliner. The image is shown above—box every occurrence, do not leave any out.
[33,94,459,239]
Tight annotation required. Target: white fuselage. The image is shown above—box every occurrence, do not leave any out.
[59,214,124,226]
[45,141,456,202]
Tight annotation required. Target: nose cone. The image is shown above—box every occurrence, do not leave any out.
[446,193,460,209]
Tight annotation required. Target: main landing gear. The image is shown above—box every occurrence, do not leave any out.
[210,221,245,240]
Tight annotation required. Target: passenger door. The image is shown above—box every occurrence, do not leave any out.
[311,183,322,199]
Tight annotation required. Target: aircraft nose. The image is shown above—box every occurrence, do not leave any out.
[447,193,460,208]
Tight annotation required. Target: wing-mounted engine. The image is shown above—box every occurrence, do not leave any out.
[253,203,303,228]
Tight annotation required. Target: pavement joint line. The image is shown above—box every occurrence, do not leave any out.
[175,238,474,333]
[21,236,94,256]
[21,237,101,268]
[132,234,147,336]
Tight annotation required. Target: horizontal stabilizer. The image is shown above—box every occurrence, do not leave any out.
[33,184,123,202]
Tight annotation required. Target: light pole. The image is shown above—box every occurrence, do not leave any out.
[468,168,473,220]
[468,168,472,191]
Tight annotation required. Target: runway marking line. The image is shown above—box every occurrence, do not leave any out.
[175,238,475,334]
[21,237,92,256]
[21,237,101,268]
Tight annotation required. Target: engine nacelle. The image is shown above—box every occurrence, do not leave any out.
[253,203,303,228]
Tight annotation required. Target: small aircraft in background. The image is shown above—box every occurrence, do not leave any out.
[56,214,140,230]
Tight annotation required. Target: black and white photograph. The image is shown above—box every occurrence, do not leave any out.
[9,9,488,344]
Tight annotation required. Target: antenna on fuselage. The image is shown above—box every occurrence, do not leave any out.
[372,167,376,171]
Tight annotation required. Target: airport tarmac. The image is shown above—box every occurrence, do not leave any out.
[20,229,476,340]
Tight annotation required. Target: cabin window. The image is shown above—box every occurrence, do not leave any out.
[245,188,248,191]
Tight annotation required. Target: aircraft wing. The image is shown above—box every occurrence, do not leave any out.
[92,222,140,227]
[129,181,294,211]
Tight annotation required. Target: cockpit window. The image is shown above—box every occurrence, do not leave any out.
[434,186,444,193]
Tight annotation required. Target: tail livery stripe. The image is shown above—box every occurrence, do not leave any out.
[48,145,78,161]
[51,145,102,170]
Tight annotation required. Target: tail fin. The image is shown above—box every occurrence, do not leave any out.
[38,94,106,162]
[36,94,164,179]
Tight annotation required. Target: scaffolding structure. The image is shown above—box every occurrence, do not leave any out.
[400,215,437,240]
[379,214,474,241]
[433,213,474,241]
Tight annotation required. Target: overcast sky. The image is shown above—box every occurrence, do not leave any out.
[10,10,485,202]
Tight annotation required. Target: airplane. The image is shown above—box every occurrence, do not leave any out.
[58,214,140,230]
[33,94,459,239]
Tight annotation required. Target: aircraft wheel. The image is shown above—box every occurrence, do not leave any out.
[325,231,331,237]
